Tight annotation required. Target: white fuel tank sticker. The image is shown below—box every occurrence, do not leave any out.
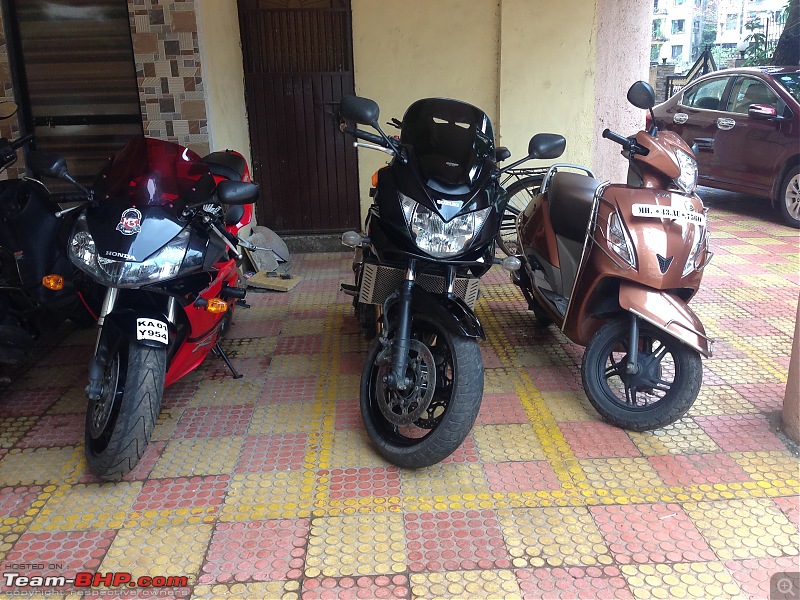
[136,318,168,344]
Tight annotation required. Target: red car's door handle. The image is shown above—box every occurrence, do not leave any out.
[716,117,736,131]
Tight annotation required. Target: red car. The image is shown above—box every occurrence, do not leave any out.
[651,66,800,228]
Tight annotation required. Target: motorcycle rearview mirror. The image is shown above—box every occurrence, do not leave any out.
[496,146,511,162]
[627,81,656,110]
[528,134,566,160]
[0,102,18,120]
[28,150,70,180]
[339,96,380,126]
[217,180,260,205]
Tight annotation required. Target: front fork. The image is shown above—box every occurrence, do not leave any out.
[626,312,640,375]
[379,260,416,391]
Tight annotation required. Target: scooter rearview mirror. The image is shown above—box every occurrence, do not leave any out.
[627,81,656,110]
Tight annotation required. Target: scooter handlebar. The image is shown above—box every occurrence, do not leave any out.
[602,129,631,148]
[11,133,34,150]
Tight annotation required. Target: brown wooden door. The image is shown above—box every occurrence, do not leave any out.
[238,0,360,234]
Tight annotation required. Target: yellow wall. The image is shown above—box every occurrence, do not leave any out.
[196,0,251,165]
[350,0,652,222]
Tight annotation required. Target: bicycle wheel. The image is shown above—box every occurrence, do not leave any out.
[497,175,544,256]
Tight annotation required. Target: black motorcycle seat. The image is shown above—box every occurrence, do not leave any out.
[548,171,602,242]
[203,151,246,181]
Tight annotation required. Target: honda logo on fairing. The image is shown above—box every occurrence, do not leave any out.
[657,254,673,273]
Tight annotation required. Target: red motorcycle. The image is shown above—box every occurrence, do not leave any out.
[33,137,259,479]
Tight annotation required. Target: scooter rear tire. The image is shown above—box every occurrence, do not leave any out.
[85,341,166,480]
[360,316,483,468]
[581,318,702,431]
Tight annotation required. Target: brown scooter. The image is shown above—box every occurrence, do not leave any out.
[510,81,712,430]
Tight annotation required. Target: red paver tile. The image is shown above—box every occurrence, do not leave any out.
[173,405,254,438]
[16,414,84,448]
[259,376,318,404]
[737,301,798,319]
[339,352,364,375]
[202,356,271,381]
[725,557,800,600]
[558,422,640,458]
[334,398,362,430]
[484,461,561,494]
[0,485,42,518]
[481,346,503,369]
[517,566,633,600]
[1,530,117,590]
[132,475,229,511]
[275,335,323,355]
[694,414,787,452]
[702,339,749,360]
[322,466,401,499]
[198,519,309,584]
[301,278,341,293]
[0,387,64,417]
[716,262,771,276]
[648,453,752,486]
[441,433,480,464]
[476,392,528,425]
[405,510,510,572]
[235,433,308,472]
[590,503,716,564]
[732,383,787,413]
[302,574,410,599]
[162,380,201,409]
[716,318,784,337]
[773,496,799,531]
[226,318,282,339]
[525,366,582,392]
[40,345,93,367]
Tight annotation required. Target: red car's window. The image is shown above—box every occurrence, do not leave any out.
[727,78,778,113]
[681,77,729,111]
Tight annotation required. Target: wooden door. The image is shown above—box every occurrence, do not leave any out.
[238,0,360,234]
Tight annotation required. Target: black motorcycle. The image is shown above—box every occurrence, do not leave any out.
[0,104,96,373]
[338,96,526,468]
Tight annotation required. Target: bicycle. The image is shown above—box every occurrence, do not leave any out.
[496,166,549,256]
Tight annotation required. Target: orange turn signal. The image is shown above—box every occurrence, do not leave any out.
[42,274,64,291]
[371,169,380,187]
[205,298,229,313]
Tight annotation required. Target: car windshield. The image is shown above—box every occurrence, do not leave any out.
[773,72,800,102]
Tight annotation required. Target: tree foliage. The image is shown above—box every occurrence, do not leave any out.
[771,0,800,65]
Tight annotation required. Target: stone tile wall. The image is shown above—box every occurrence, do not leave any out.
[0,10,24,180]
[127,0,210,157]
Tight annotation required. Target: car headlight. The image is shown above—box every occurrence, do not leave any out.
[607,211,637,269]
[674,149,698,193]
[69,216,190,288]
[400,194,490,258]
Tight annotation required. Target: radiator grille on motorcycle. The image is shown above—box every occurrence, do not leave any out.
[359,263,481,309]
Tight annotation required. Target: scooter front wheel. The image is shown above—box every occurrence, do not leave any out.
[360,316,483,468]
[85,340,166,480]
[581,318,702,431]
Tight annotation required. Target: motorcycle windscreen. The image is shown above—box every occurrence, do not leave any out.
[399,98,495,193]
[93,137,214,208]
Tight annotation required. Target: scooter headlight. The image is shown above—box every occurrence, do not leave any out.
[607,211,637,269]
[674,149,698,194]
[682,221,710,277]
[400,193,490,258]
[96,229,190,288]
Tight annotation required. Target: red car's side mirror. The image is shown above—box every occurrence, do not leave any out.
[748,103,778,120]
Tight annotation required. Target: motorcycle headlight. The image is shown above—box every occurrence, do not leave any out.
[674,149,698,194]
[400,194,490,258]
[607,211,637,269]
[97,229,190,288]
[68,215,105,280]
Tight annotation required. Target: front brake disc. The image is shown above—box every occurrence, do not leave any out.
[375,339,436,426]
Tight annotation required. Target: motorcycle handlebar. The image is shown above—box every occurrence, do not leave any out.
[602,129,631,148]
[343,126,387,147]
[11,133,34,150]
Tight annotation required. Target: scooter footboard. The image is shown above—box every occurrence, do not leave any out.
[618,281,712,357]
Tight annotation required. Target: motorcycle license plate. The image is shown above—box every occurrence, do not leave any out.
[632,204,706,226]
[136,318,168,344]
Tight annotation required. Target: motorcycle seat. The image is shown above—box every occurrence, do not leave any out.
[204,151,246,181]
[548,171,602,242]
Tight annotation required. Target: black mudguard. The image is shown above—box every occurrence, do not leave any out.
[410,285,485,339]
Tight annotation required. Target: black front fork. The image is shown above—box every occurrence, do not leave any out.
[382,260,416,391]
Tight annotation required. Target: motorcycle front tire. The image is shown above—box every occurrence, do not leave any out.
[85,340,166,480]
[360,316,483,468]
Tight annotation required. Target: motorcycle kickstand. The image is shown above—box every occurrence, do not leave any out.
[213,342,243,379]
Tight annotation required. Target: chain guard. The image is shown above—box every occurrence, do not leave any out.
[375,339,436,426]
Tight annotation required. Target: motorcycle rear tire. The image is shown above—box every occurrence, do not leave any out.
[85,341,166,480]
[581,318,702,431]
[360,316,483,468]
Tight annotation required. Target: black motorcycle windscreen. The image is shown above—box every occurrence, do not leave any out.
[87,137,215,261]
